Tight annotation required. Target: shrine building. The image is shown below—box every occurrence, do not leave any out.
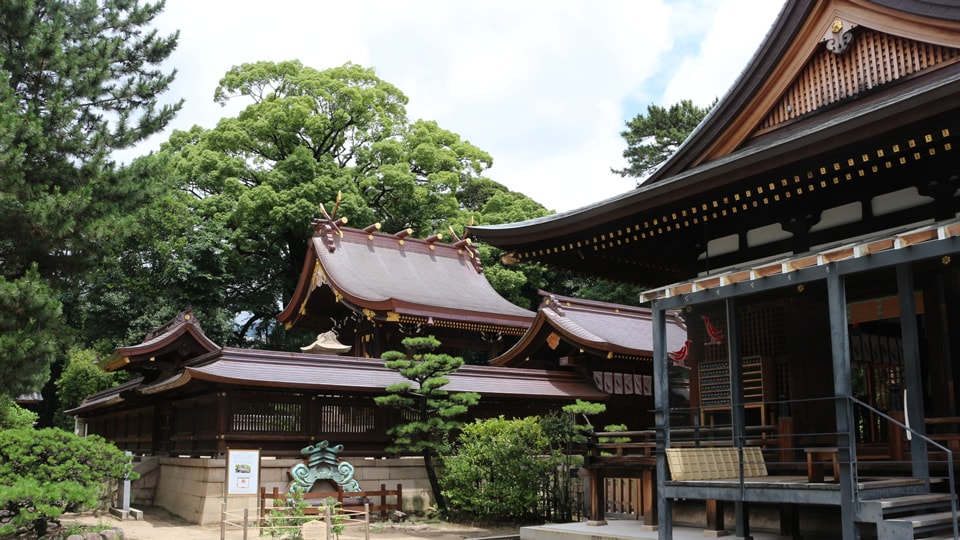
[471,1,960,539]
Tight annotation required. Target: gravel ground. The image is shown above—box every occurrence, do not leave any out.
[63,507,519,540]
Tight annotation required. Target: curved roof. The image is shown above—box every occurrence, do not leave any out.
[192,348,606,399]
[70,347,607,415]
[279,220,534,333]
[492,291,688,367]
[105,309,220,372]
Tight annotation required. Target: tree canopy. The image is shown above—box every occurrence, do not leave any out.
[94,60,551,347]
[612,99,715,184]
[0,0,180,403]
[0,0,658,426]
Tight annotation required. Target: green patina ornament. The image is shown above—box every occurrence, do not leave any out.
[288,440,361,495]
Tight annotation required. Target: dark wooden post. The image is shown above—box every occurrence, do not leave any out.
[587,469,607,525]
[889,410,906,462]
[216,392,228,456]
[898,264,929,481]
[778,415,795,465]
[641,468,657,528]
[779,503,801,539]
[705,499,725,537]
[827,271,857,540]
[652,302,672,540]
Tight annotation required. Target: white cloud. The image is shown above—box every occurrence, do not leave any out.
[128,0,786,213]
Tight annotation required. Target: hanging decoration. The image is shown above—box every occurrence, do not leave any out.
[668,339,692,369]
[702,316,725,345]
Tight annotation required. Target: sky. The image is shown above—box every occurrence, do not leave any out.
[136,0,787,213]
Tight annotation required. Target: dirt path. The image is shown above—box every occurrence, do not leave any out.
[64,507,519,540]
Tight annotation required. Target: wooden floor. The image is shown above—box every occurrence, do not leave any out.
[522,477,943,540]
[664,475,932,505]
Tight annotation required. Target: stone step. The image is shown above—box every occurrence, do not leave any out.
[876,493,954,510]
[885,510,957,536]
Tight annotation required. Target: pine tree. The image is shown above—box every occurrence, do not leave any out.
[375,336,479,512]
[0,0,180,402]
[613,99,715,184]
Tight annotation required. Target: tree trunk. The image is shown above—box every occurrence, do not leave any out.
[421,448,446,511]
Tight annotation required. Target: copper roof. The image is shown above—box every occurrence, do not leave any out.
[492,291,688,367]
[70,348,606,415]
[105,309,220,372]
[192,348,604,399]
[278,220,534,331]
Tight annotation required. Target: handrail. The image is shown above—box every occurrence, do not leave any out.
[846,396,957,540]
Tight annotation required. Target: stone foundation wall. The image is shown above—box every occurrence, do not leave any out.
[146,456,432,525]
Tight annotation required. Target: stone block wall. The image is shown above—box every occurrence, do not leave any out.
[146,456,432,525]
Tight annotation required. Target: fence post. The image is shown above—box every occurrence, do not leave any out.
[364,502,370,540]
[220,501,226,540]
[380,483,386,519]
[242,507,249,540]
[325,505,333,540]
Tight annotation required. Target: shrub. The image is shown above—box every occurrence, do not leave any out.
[0,395,38,430]
[0,428,134,537]
[54,347,120,430]
[441,416,551,523]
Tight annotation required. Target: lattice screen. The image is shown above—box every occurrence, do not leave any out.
[757,28,960,133]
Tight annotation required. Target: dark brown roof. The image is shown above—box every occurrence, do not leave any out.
[70,348,606,415]
[105,309,220,372]
[491,291,688,367]
[195,348,604,399]
[278,220,534,332]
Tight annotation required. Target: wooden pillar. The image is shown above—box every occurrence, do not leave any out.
[726,299,751,540]
[705,499,728,537]
[587,469,607,525]
[898,264,929,481]
[216,392,228,456]
[641,468,657,528]
[653,302,672,540]
[779,503,801,540]
[888,410,905,462]
[827,271,857,540]
[778,416,795,465]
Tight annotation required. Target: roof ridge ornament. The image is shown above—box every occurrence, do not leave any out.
[823,17,857,55]
[314,192,347,252]
[546,294,565,316]
[448,226,484,273]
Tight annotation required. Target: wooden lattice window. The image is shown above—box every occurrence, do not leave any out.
[232,401,302,432]
[319,403,378,434]
[757,28,960,133]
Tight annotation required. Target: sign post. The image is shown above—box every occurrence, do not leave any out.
[226,449,261,496]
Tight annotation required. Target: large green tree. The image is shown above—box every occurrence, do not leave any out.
[119,61,550,345]
[0,0,180,402]
[613,99,715,184]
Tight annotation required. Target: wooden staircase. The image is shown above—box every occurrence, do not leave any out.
[857,493,958,539]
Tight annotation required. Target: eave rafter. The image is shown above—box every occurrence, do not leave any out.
[506,121,956,284]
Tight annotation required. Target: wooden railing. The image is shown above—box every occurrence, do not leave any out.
[259,484,402,520]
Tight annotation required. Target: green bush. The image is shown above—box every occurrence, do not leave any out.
[0,428,134,537]
[54,348,120,430]
[0,395,38,430]
[441,416,551,523]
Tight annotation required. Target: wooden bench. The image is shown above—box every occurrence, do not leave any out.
[804,447,839,483]
[925,417,960,455]
[665,446,767,481]
[664,447,768,537]
[260,483,402,520]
